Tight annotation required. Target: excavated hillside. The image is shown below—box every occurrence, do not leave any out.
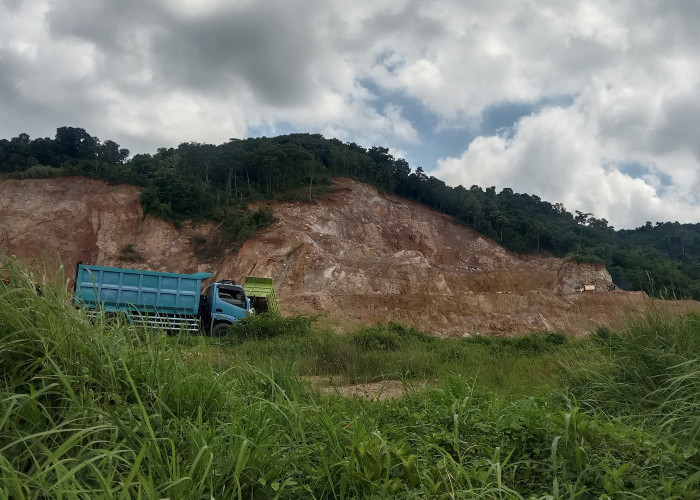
[1,176,697,336]
[0,177,217,274]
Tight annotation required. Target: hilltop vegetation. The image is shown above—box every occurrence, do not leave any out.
[2,127,700,298]
[2,260,700,498]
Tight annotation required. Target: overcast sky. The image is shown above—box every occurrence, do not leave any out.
[2,0,699,228]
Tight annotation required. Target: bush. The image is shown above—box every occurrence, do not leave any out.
[224,314,313,343]
[218,205,278,249]
[351,324,402,351]
[349,322,434,352]
[8,164,65,179]
[119,243,144,262]
[386,321,435,343]
[544,331,567,345]
[507,332,567,355]
[302,330,358,376]
[565,252,605,264]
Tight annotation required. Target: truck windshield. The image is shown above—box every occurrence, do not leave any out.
[217,287,246,308]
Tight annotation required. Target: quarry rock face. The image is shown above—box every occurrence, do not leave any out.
[1,176,696,336]
[556,261,614,294]
[0,177,216,274]
[216,179,688,336]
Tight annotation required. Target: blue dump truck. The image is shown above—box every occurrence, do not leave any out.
[73,263,275,336]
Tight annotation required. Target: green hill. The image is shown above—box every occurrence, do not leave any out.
[2,127,699,299]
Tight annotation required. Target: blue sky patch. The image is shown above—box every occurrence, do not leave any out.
[619,161,673,196]
[357,79,577,172]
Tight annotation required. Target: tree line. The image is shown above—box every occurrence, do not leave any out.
[2,126,699,299]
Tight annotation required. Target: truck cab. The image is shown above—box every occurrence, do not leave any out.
[203,281,251,336]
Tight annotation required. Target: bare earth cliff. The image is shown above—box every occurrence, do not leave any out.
[1,176,696,336]
[0,177,216,273]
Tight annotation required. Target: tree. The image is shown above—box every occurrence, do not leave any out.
[98,140,129,164]
[493,211,510,243]
[55,127,99,162]
[574,211,592,226]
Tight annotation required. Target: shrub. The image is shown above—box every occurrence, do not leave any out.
[348,322,434,353]
[507,332,567,355]
[8,164,65,179]
[119,243,144,262]
[351,324,401,351]
[544,331,567,345]
[565,252,605,264]
[218,205,277,249]
[386,321,435,343]
[224,314,313,343]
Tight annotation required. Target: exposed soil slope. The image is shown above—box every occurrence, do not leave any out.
[1,176,697,336]
[0,177,216,274]
[221,179,698,336]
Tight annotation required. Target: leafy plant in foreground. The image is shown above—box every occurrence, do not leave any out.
[2,258,700,498]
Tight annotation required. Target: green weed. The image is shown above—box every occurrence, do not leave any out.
[2,258,699,498]
[223,313,314,343]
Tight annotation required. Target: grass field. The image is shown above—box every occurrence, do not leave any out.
[2,259,700,498]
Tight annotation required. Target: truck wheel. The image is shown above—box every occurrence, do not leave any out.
[212,322,230,338]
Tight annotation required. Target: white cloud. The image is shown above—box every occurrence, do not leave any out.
[433,89,700,228]
[2,0,700,226]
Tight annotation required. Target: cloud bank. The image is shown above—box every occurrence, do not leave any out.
[1,0,699,227]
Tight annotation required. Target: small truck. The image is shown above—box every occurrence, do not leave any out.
[73,263,276,336]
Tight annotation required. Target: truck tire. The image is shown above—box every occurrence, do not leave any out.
[212,322,230,338]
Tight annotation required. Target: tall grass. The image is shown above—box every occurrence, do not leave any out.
[570,310,700,446]
[218,318,573,397]
[2,258,700,498]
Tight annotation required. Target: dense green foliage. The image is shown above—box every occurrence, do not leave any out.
[2,127,700,297]
[222,319,572,395]
[224,313,314,343]
[2,260,700,498]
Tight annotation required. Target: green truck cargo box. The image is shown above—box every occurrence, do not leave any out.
[243,276,278,314]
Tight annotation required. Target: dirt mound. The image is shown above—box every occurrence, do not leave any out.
[1,176,697,336]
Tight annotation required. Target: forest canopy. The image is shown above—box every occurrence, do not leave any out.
[2,126,700,299]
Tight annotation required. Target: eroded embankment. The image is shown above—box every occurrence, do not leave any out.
[216,178,699,336]
[1,176,697,336]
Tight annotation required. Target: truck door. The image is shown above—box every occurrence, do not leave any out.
[199,284,213,327]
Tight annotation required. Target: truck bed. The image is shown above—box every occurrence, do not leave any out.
[243,276,278,314]
[74,264,212,316]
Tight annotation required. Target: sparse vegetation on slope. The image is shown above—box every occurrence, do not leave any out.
[2,259,700,498]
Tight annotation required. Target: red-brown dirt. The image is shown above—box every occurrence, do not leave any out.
[220,179,700,336]
[1,176,697,336]
[0,177,217,274]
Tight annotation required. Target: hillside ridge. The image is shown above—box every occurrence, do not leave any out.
[1,176,697,336]
[4,128,700,300]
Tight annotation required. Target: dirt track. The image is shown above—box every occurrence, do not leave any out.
[1,176,697,336]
